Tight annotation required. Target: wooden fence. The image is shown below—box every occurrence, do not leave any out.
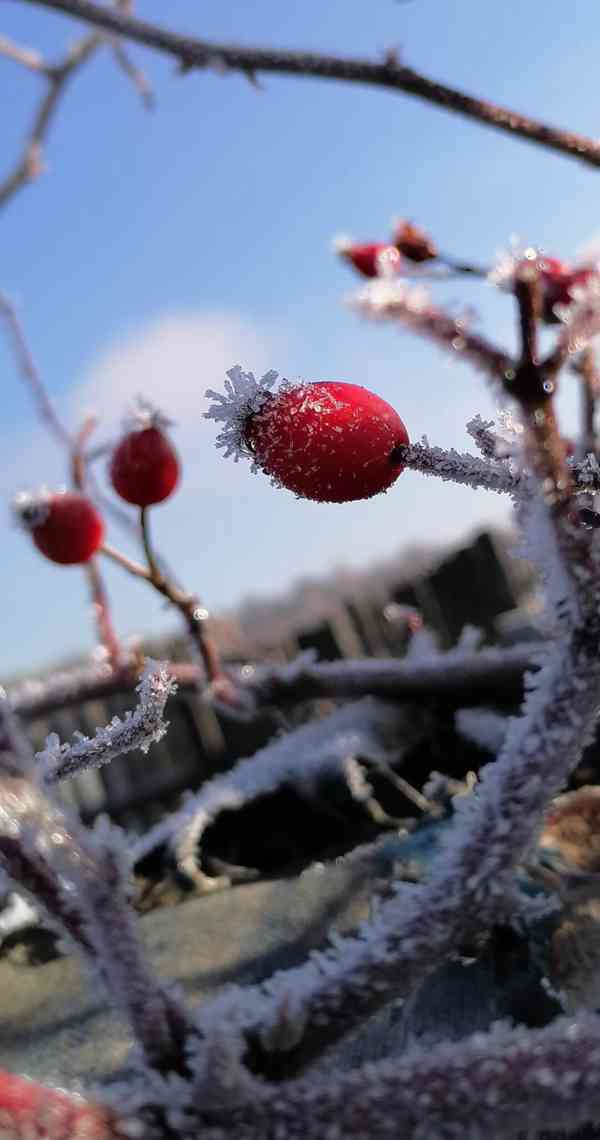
[20,531,528,834]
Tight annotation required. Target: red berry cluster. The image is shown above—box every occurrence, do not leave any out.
[17,405,180,566]
[336,220,437,279]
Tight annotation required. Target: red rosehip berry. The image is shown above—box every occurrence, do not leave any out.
[16,491,104,565]
[516,255,595,324]
[244,380,409,503]
[110,425,180,507]
[392,220,437,263]
[0,1067,125,1139]
[335,239,402,279]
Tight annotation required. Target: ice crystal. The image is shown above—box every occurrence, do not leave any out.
[122,395,175,433]
[466,414,501,458]
[12,486,53,530]
[204,366,279,465]
[487,239,537,292]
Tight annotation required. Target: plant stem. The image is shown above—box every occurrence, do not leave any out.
[19,0,600,168]
[101,533,228,693]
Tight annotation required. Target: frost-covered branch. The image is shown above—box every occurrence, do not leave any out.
[397,439,520,495]
[133,697,417,886]
[210,1012,600,1140]
[0,774,192,1075]
[196,625,600,1080]
[0,292,72,448]
[9,644,538,721]
[352,280,515,388]
[237,643,541,711]
[38,659,175,784]
[18,0,600,168]
[455,706,508,753]
[7,658,194,717]
[466,414,504,458]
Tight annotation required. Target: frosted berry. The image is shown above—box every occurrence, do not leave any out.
[393,220,437,263]
[336,239,402,279]
[244,380,409,502]
[517,256,595,324]
[110,425,180,506]
[16,491,104,565]
[0,1067,124,1138]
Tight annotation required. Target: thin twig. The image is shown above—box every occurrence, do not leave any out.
[18,0,600,168]
[73,418,123,669]
[101,532,231,697]
[0,298,123,666]
[512,267,573,508]
[0,32,101,210]
[0,292,72,448]
[573,347,600,459]
[111,39,154,108]
[0,34,48,74]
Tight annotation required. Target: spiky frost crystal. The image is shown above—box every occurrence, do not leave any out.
[204,366,279,465]
[37,660,176,784]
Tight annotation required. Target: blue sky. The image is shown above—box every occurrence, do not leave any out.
[1,0,599,675]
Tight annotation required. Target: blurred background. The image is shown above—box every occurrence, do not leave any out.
[1,0,597,677]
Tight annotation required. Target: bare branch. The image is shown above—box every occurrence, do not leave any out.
[0,774,193,1074]
[111,39,154,108]
[17,0,600,168]
[205,622,600,1080]
[1,293,124,664]
[0,34,48,74]
[573,347,600,458]
[0,292,72,448]
[0,32,101,210]
[101,526,236,702]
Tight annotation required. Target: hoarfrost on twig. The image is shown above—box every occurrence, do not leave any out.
[37,660,176,784]
[133,697,413,886]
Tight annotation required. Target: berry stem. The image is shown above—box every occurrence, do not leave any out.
[510,267,573,505]
[140,505,161,581]
[71,418,123,670]
[101,531,232,699]
[573,346,600,459]
[436,252,489,278]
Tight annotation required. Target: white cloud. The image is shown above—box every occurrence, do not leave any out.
[70,309,290,496]
[74,309,282,431]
